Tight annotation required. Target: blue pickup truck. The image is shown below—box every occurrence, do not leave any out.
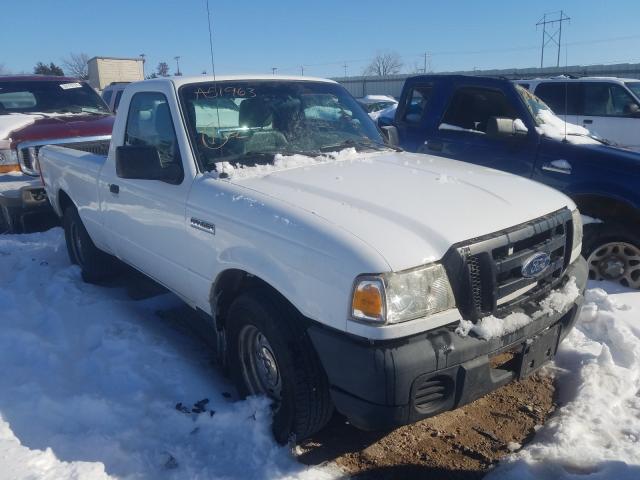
[381,75,640,289]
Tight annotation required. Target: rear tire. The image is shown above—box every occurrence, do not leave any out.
[583,222,640,289]
[227,289,333,443]
[63,205,120,283]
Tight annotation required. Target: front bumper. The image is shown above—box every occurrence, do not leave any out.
[0,173,54,232]
[308,256,587,431]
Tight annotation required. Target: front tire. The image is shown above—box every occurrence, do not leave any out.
[63,205,119,283]
[227,289,333,443]
[583,222,640,289]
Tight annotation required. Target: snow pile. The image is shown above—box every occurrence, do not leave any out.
[0,230,336,480]
[215,148,379,179]
[0,113,42,139]
[535,109,601,145]
[456,277,580,340]
[489,283,640,480]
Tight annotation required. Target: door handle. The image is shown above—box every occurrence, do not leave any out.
[542,160,572,175]
[426,140,443,152]
[109,184,120,194]
[583,119,593,125]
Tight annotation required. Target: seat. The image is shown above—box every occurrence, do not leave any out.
[239,97,272,128]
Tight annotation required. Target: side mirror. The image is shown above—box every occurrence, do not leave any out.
[380,126,400,147]
[486,117,528,139]
[624,103,640,117]
[116,145,183,184]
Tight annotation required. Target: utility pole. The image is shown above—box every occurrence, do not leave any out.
[174,56,181,76]
[536,10,570,68]
[300,65,304,76]
[422,52,432,73]
[272,67,278,75]
[343,62,348,78]
[139,53,146,77]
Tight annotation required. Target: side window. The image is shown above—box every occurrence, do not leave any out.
[402,85,433,123]
[102,90,113,106]
[124,92,183,176]
[534,83,581,115]
[584,82,639,116]
[113,90,124,112]
[440,87,517,133]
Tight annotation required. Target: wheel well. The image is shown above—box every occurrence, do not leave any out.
[57,190,74,216]
[210,269,296,331]
[572,194,640,225]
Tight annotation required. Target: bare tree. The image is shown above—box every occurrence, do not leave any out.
[363,51,403,76]
[157,62,170,77]
[62,53,89,79]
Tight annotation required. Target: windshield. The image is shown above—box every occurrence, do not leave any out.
[515,85,553,124]
[625,82,640,100]
[0,80,110,115]
[179,80,386,172]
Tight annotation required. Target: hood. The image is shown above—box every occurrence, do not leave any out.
[6,114,114,147]
[228,151,575,271]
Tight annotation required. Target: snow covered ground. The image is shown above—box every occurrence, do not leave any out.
[1,229,639,479]
[0,229,336,480]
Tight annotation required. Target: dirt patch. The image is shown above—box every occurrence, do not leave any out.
[297,373,555,479]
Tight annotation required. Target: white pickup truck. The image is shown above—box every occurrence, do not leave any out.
[40,75,587,442]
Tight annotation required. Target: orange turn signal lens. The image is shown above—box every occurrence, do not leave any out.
[0,165,20,173]
[352,279,384,322]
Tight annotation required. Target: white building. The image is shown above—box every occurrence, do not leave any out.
[87,56,144,91]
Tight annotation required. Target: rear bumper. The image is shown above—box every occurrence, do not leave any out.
[308,256,587,431]
[0,174,54,232]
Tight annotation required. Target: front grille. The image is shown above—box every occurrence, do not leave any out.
[445,209,573,321]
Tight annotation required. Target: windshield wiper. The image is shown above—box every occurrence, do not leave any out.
[565,132,610,145]
[319,138,394,153]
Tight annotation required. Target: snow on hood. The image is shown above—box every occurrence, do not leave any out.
[0,113,42,140]
[535,109,601,145]
[221,150,574,270]
[370,103,397,121]
[215,148,367,179]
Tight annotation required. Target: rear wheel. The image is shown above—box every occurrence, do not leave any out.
[583,223,640,289]
[63,205,120,283]
[227,289,333,443]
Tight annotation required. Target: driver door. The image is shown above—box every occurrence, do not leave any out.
[100,90,195,302]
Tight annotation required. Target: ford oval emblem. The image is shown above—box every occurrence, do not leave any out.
[521,252,551,278]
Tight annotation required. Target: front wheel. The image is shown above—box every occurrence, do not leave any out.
[227,290,333,443]
[63,205,120,283]
[583,222,640,289]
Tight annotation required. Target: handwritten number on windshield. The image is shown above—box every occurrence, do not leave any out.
[195,86,257,99]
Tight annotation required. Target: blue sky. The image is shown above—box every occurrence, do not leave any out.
[2,0,640,78]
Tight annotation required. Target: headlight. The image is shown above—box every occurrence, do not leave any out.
[571,208,583,262]
[0,145,19,173]
[351,263,456,325]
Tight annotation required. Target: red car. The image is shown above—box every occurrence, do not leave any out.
[0,75,114,232]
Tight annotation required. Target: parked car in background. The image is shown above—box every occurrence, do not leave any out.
[40,75,586,442]
[357,94,398,120]
[515,77,640,151]
[384,74,640,289]
[101,81,129,113]
[0,75,114,232]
